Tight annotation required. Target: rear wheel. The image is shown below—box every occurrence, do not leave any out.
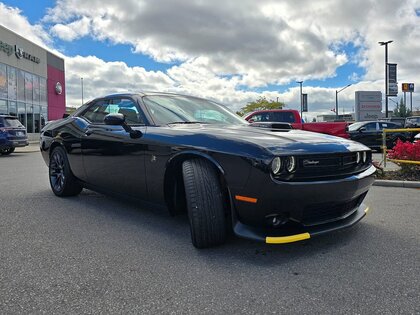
[182,159,227,248]
[1,147,15,155]
[49,146,82,197]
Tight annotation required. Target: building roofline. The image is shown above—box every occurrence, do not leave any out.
[0,24,64,61]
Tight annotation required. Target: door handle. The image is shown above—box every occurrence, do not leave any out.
[85,130,93,136]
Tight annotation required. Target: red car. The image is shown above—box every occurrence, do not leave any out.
[245,109,349,138]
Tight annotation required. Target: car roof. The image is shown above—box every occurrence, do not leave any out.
[99,91,214,102]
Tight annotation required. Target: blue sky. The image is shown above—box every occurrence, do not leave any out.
[1,0,418,115]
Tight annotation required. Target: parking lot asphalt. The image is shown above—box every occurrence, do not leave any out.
[0,152,419,314]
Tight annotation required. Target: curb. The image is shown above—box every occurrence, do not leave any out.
[373,179,420,188]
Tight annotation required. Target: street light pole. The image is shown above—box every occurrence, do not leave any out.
[81,77,84,105]
[379,40,393,118]
[296,81,303,119]
[335,84,352,119]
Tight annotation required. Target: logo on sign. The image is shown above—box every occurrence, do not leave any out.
[402,83,414,92]
[55,82,63,95]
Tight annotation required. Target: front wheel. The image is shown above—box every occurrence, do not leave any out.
[49,146,82,197]
[182,159,227,248]
[1,147,15,155]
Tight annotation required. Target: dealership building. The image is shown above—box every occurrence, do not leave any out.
[0,25,65,135]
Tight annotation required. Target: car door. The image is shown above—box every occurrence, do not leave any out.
[80,97,148,199]
[351,122,378,147]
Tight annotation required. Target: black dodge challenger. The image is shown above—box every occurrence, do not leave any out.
[40,93,376,248]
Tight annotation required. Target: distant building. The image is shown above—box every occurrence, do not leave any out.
[316,114,355,122]
[0,25,65,134]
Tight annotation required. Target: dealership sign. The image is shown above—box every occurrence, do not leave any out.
[387,63,398,96]
[0,39,40,64]
[355,91,383,121]
[402,83,414,92]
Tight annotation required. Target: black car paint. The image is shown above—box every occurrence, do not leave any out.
[40,93,375,243]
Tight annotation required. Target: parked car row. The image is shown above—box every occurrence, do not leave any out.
[243,109,419,150]
[347,121,412,151]
[379,116,420,128]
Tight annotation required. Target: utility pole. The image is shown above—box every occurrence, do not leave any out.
[335,84,352,120]
[379,40,393,118]
[81,77,84,105]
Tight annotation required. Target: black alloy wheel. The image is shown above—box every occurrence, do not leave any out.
[49,146,82,197]
[182,159,227,248]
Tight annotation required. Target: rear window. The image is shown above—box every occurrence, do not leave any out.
[249,111,295,123]
[0,117,24,128]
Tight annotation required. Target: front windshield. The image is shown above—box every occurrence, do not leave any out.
[348,122,366,131]
[3,117,24,128]
[142,95,247,126]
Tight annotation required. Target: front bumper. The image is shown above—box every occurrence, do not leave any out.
[230,165,376,243]
[233,203,369,244]
[0,138,29,149]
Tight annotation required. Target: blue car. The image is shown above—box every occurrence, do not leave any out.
[0,115,28,155]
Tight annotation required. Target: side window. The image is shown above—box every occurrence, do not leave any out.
[364,123,377,131]
[108,98,145,125]
[81,100,109,124]
[248,114,261,122]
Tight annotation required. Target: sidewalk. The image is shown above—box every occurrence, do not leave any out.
[14,141,40,153]
[372,152,400,171]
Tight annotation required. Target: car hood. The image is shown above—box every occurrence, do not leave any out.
[169,124,368,155]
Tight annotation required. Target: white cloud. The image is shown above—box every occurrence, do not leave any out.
[0,3,51,47]
[50,16,91,41]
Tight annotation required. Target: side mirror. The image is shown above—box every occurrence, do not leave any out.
[104,113,125,125]
[359,127,366,132]
[104,113,142,139]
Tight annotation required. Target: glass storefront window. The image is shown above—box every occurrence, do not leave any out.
[40,77,47,106]
[41,105,48,128]
[7,66,17,100]
[8,101,17,117]
[0,63,52,133]
[26,103,33,133]
[17,102,26,127]
[33,105,41,133]
[17,70,25,102]
[0,99,7,114]
[0,64,7,99]
[25,73,33,104]
[33,75,40,104]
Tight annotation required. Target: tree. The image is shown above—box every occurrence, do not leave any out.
[237,97,285,116]
[393,98,412,117]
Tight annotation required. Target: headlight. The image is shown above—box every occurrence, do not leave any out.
[271,157,282,174]
[356,152,361,164]
[362,151,367,163]
[286,156,296,173]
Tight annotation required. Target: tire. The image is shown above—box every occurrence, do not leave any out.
[1,147,15,155]
[49,146,83,197]
[182,159,227,248]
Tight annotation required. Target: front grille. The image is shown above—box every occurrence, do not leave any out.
[273,152,371,181]
[6,129,26,139]
[301,194,366,226]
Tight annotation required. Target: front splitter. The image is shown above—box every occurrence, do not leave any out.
[233,203,369,244]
